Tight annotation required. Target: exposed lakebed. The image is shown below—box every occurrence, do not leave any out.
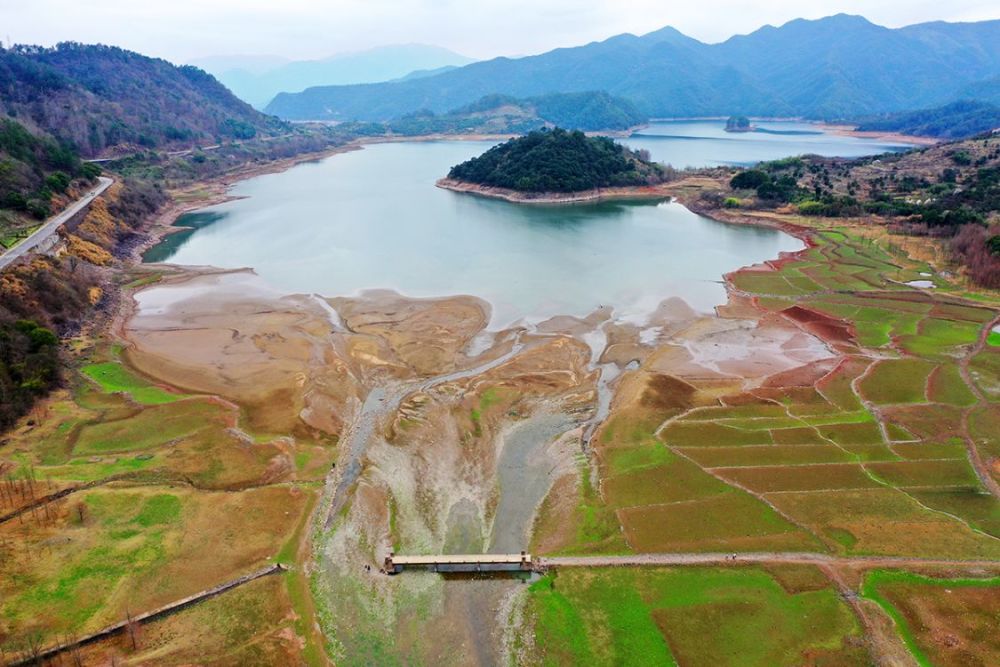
[130,122,913,665]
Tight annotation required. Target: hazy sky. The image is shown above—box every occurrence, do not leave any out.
[3,0,999,64]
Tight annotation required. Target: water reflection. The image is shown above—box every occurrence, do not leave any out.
[142,211,227,263]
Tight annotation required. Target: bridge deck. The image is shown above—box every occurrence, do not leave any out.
[385,553,532,573]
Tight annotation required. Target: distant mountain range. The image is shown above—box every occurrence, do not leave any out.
[192,44,475,109]
[265,15,1000,122]
[0,43,285,157]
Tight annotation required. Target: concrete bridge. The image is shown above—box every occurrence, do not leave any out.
[384,552,533,574]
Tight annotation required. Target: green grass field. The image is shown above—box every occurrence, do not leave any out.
[81,362,189,405]
[527,566,863,666]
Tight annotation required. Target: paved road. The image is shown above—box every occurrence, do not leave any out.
[0,176,113,271]
[540,552,1000,570]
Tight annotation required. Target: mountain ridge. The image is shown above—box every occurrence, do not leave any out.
[196,44,475,108]
[265,15,1000,122]
[0,42,286,158]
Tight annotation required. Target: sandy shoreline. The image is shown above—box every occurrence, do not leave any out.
[436,177,674,204]
[819,123,939,146]
[650,116,938,146]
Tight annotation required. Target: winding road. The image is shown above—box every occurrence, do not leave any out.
[0,176,113,272]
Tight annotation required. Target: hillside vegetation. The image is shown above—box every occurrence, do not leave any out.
[0,179,167,430]
[0,43,287,157]
[715,134,1000,286]
[856,101,1000,139]
[266,15,1000,122]
[1,117,101,224]
[379,91,647,135]
[0,43,346,433]
[447,128,663,193]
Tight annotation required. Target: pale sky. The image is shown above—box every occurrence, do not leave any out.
[2,0,999,64]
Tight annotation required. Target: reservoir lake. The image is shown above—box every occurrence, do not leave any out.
[145,121,911,323]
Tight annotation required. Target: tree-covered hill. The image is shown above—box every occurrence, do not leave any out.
[447,128,664,193]
[385,91,647,135]
[0,43,288,157]
[855,101,1000,139]
[0,118,101,222]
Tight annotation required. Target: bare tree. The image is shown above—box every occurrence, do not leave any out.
[124,609,142,652]
[74,502,87,525]
[23,631,43,666]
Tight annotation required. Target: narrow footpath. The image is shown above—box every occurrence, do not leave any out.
[540,552,1000,570]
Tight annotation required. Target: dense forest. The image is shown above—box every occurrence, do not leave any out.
[0,43,287,157]
[447,128,664,192]
[855,100,1000,139]
[0,118,101,224]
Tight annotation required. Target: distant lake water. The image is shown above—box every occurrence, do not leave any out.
[625,119,912,167]
[144,121,909,324]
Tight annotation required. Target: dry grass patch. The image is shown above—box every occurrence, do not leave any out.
[679,444,854,468]
[0,484,310,651]
[868,460,981,488]
[862,571,1000,667]
[715,464,879,493]
[765,488,1000,557]
[891,440,967,461]
[858,359,936,405]
[816,421,884,446]
[618,492,823,553]
[73,573,302,666]
[659,421,774,448]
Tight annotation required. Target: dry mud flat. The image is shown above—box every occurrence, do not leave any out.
[119,262,840,665]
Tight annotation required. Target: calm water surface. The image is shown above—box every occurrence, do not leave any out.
[145,121,909,323]
[627,119,911,167]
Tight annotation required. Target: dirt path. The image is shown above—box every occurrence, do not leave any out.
[818,563,918,667]
[540,552,1000,570]
[957,313,1000,499]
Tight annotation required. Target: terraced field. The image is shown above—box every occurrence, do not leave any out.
[0,343,334,663]
[531,222,1000,665]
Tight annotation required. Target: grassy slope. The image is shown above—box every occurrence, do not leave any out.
[0,341,336,662]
